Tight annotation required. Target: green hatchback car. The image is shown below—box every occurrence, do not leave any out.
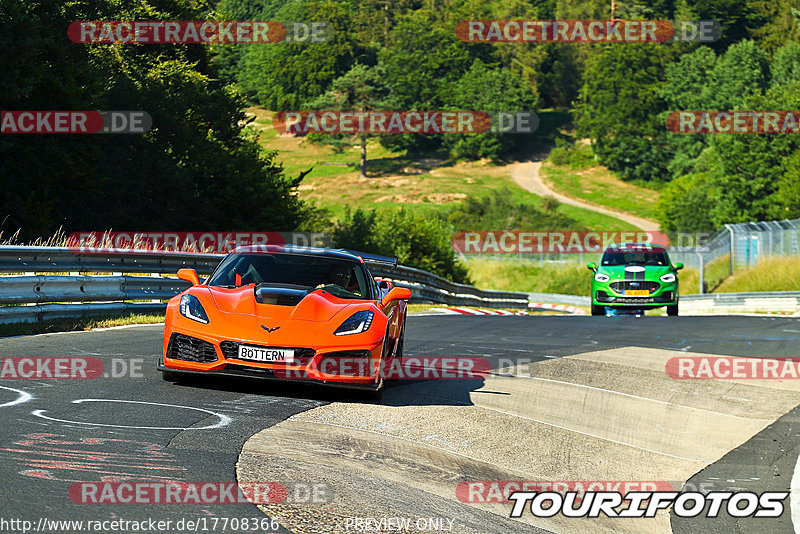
[587,243,683,316]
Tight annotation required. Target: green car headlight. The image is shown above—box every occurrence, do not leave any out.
[660,273,677,283]
[594,272,610,282]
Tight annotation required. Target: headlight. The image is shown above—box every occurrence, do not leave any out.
[334,311,374,336]
[594,272,610,282]
[660,273,676,283]
[180,294,209,324]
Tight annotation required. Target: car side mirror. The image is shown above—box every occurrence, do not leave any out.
[586,262,597,272]
[381,287,411,307]
[674,262,684,270]
[177,268,200,286]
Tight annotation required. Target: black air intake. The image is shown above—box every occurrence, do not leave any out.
[255,285,310,306]
[167,333,218,363]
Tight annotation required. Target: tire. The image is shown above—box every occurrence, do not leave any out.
[365,333,390,402]
[394,321,405,360]
[667,302,679,316]
[591,304,606,316]
[364,378,384,403]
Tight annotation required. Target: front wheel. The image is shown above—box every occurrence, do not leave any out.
[667,302,679,316]
[364,378,384,402]
[591,304,606,316]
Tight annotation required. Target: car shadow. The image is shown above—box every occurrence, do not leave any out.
[164,372,485,407]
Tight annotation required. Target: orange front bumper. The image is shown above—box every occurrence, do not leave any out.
[161,310,387,387]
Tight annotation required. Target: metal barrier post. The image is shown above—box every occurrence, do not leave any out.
[697,251,704,294]
[725,224,735,275]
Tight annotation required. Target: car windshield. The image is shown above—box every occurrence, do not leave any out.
[601,250,669,266]
[207,253,370,299]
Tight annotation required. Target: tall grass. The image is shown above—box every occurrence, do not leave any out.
[715,256,800,293]
[680,255,731,294]
[466,257,590,295]
[0,227,69,246]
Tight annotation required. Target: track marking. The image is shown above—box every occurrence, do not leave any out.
[0,386,33,408]
[31,399,231,430]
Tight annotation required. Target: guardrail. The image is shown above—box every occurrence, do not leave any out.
[369,264,529,309]
[680,291,800,314]
[0,247,795,324]
[0,247,530,323]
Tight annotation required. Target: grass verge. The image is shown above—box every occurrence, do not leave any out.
[468,254,799,297]
[714,256,800,293]
[541,143,661,222]
[466,258,590,295]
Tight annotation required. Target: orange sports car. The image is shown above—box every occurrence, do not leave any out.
[158,245,411,400]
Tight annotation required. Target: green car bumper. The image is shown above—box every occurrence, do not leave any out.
[591,280,678,308]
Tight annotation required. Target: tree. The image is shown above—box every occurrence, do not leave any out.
[659,46,718,178]
[775,150,800,218]
[237,0,367,109]
[308,64,397,179]
[771,41,800,87]
[684,0,759,51]
[333,208,470,283]
[377,10,473,153]
[0,0,308,239]
[705,82,800,224]
[704,40,770,110]
[656,173,717,234]
[748,0,800,53]
[575,44,678,181]
[442,60,538,160]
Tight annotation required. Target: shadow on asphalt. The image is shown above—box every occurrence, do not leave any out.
[163,374,486,407]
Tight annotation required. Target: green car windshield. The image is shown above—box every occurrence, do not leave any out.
[601,250,669,267]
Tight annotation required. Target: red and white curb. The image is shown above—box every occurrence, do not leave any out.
[424,306,586,316]
[445,307,518,316]
[528,302,587,315]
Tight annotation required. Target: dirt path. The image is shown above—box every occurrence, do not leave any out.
[510,155,660,232]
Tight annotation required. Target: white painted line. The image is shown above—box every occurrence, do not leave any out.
[90,323,165,332]
[32,399,231,430]
[791,450,800,533]
[0,386,33,408]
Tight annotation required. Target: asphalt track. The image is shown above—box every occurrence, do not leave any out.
[1,314,799,533]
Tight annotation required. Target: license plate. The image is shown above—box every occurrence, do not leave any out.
[237,345,295,362]
[624,290,650,296]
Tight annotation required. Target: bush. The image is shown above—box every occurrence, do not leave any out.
[332,208,470,284]
[548,140,594,169]
[447,188,584,231]
[656,173,717,234]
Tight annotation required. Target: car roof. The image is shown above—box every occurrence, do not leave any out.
[604,242,667,252]
[229,245,398,267]
[231,245,363,262]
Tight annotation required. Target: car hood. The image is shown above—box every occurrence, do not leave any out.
[205,285,357,322]
[597,265,673,281]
